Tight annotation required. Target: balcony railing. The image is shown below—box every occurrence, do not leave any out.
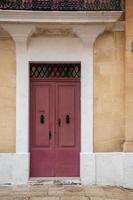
[0,0,123,11]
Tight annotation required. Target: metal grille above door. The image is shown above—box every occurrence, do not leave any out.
[30,63,81,79]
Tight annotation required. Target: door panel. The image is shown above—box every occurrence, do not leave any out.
[55,149,79,176]
[55,83,80,176]
[35,86,51,147]
[57,84,75,147]
[30,82,54,177]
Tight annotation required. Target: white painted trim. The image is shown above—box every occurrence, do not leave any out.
[81,153,133,189]
[0,10,123,23]
[15,40,29,153]
[80,47,94,153]
[0,153,133,188]
[0,153,29,185]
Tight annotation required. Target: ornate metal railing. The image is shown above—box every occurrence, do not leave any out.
[0,0,123,11]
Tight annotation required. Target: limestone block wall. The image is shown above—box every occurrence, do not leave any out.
[123,0,133,152]
[94,31,125,152]
[0,33,16,152]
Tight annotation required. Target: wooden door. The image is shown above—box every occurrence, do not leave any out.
[30,81,80,177]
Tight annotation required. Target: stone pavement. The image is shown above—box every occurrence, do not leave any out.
[0,184,133,200]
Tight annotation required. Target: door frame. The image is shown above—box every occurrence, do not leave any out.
[29,62,81,176]
[14,34,94,184]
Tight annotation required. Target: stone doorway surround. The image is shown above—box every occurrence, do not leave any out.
[2,22,104,185]
[0,11,132,189]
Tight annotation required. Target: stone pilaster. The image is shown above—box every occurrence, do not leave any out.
[2,24,35,153]
[73,25,105,153]
[123,0,133,152]
[73,25,105,185]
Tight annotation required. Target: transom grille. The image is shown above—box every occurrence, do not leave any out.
[0,0,123,11]
[30,63,81,79]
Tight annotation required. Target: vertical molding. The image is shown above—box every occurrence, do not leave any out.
[73,25,105,185]
[73,25,105,153]
[81,43,94,153]
[15,38,29,153]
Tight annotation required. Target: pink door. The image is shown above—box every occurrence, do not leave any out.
[30,81,80,177]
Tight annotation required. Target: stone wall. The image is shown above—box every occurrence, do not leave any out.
[123,0,133,152]
[0,33,16,152]
[94,31,125,152]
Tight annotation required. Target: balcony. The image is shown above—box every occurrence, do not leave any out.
[0,0,123,11]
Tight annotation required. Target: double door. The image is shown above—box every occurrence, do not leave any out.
[30,81,80,177]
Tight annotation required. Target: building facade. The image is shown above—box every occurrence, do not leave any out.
[0,0,133,188]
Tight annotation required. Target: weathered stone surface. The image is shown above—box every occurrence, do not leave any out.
[103,186,128,200]
[48,185,84,196]
[0,186,12,196]
[47,185,66,196]
[61,197,89,200]
[0,185,132,200]
[29,185,48,197]
[31,197,59,200]
[12,198,29,200]
[124,0,133,152]
[84,186,105,197]
[90,198,105,200]
[0,33,16,153]
[127,189,133,200]
[94,31,125,152]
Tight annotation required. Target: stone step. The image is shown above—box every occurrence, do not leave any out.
[29,178,81,186]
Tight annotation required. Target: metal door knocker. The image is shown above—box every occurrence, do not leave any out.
[40,115,45,124]
[66,115,70,124]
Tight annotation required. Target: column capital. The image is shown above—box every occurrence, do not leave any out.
[1,24,35,43]
[73,25,105,47]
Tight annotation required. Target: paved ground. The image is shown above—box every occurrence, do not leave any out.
[0,184,133,200]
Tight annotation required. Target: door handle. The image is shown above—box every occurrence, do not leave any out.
[49,131,52,140]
